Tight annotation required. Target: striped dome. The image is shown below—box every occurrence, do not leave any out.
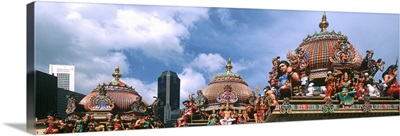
[295,12,363,79]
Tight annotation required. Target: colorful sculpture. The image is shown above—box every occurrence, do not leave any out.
[279,97,292,115]
[322,98,334,113]
[177,100,197,127]
[382,64,399,99]
[43,113,60,134]
[337,72,357,108]
[88,85,115,111]
[66,94,76,114]
[216,85,238,103]
[130,96,147,113]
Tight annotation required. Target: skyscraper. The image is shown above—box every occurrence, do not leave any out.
[35,70,85,120]
[157,70,180,123]
[49,64,75,91]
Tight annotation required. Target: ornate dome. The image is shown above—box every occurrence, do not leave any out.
[292,12,363,79]
[79,66,149,112]
[201,58,254,104]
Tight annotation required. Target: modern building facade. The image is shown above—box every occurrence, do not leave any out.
[36,70,58,120]
[49,64,75,91]
[157,70,181,123]
[36,70,85,120]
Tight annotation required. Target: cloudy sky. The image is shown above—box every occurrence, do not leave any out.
[35,1,399,108]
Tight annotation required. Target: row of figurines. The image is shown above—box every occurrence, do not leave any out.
[41,113,166,134]
[265,61,398,110]
[175,98,284,128]
[267,48,398,100]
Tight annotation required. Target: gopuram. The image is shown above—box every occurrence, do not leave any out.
[41,66,164,134]
[178,12,399,127]
[76,66,163,130]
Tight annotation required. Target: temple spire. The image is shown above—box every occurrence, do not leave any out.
[112,65,122,81]
[226,58,233,73]
[319,11,329,32]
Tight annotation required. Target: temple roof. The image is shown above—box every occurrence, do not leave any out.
[79,66,149,112]
[294,12,363,79]
[209,58,247,85]
[202,58,253,105]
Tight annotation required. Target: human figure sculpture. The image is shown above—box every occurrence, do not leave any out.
[299,69,310,96]
[339,48,349,63]
[134,115,154,129]
[264,86,278,107]
[242,106,251,121]
[366,84,380,97]
[383,64,399,99]
[236,109,248,124]
[306,82,315,96]
[277,61,300,100]
[272,56,281,77]
[57,119,72,133]
[254,96,268,123]
[355,73,367,100]
[82,114,91,132]
[194,90,207,119]
[43,113,60,134]
[337,35,351,63]
[92,121,104,131]
[150,96,160,119]
[325,70,342,99]
[370,59,385,78]
[338,72,357,108]
[248,91,257,106]
[207,109,219,126]
[66,94,76,114]
[74,116,84,132]
[177,100,197,127]
[110,114,123,131]
[219,106,235,125]
[287,50,299,70]
[142,115,154,129]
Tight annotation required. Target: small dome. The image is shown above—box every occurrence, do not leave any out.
[201,58,253,104]
[79,66,149,112]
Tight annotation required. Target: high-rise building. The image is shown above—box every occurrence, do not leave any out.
[35,70,85,120]
[157,70,180,123]
[49,64,75,91]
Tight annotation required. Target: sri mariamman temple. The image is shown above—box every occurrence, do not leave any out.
[39,12,399,134]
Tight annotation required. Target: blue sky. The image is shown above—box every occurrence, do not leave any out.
[35,2,399,108]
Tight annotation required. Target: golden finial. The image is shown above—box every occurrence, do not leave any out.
[112,65,122,81]
[255,85,260,94]
[319,11,329,32]
[226,58,233,73]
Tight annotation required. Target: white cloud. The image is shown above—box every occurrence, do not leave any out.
[66,11,81,20]
[119,78,158,104]
[35,3,209,97]
[189,53,226,73]
[231,58,255,73]
[73,52,129,93]
[59,4,209,62]
[177,68,207,108]
[189,53,253,75]
[216,9,237,29]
